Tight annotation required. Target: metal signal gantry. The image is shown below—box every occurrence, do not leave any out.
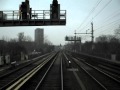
[0,0,66,27]
[65,36,81,41]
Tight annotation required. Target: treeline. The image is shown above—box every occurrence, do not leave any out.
[65,26,120,61]
[82,35,120,61]
[0,32,54,62]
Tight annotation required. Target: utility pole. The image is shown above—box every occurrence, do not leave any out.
[65,32,81,52]
[74,30,77,52]
[74,30,77,44]
[91,22,94,50]
[74,22,94,51]
[91,22,94,44]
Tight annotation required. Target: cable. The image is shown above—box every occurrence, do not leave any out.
[96,13,120,29]
[85,26,115,42]
[93,0,113,19]
[80,0,113,31]
[95,18,120,30]
[95,22,120,35]
[76,0,102,30]
[97,24,119,34]
[81,10,120,31]
[101,9,120,22]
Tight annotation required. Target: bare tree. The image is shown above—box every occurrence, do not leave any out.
[114,25,120,40]
[1,36,10,42]
[18,32,24,42]
[18,32,33,42]
[10,38,18,42]
[96,35,108,42]
[44,35,53,45]
[24,35,32,42]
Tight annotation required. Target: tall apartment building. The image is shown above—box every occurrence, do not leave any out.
[35,28,44,46]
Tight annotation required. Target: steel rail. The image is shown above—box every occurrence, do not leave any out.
[72,57,107,90]
[1,52,56,90]
[35,54,58,90]
[0,52,51,78]
[64,53,87,90]
[73,57,120,90]
[86,62,120,83]
[76,57,120,83]
[61,57,64,90]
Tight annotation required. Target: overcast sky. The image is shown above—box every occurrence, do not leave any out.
[0,0,120,45]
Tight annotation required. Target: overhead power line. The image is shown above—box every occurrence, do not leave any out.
[95,24,118,36]
[95,18,120,30]
[76,0,102,30]
[80,0,113,31]
[93,0,113,19]
[83,10,120,32]
[96,23,120,34]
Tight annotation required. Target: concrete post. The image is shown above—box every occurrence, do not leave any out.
[21,52,24,60]
[111,54,116,61]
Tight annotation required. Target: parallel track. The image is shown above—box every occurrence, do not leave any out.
[2,52,63,90]
[64,53,105,90]
[70,51,120,82]
[0,52,56,90]
[72,57,120,90]
[34,53,63,90]
[9,52,63,90]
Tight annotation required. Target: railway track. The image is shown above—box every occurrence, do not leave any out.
[6,51,77,90]
[34,53,63,90]
[97,64,120,80]
[0,52,51,76]
[0,52,56,90]
[70,51,120,82]
[72,53,120,81]
[16,51,63,90]
[64,53,104,90]
[1,51,119,90]
[1,51,75,90]
[98,63,120,75]
[4,52,62,90]
[72,57,120,90]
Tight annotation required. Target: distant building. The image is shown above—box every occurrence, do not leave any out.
[35,28,44,46]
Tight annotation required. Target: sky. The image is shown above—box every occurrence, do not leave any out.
[0,0,120,45]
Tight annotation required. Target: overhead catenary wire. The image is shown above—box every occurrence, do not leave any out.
[85,19,120,41]
[95,23,120,36]
[95,21,120,34]
[95,18,120,31]
[80,0,113,31]
[86,8,120,33]
[75,0,120,42]
[76,0,102,31]
[81,19,120,42]
[94,12,120,30]
[100,9,120,23]
[94,27,117,40]
[93,0,113,19]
